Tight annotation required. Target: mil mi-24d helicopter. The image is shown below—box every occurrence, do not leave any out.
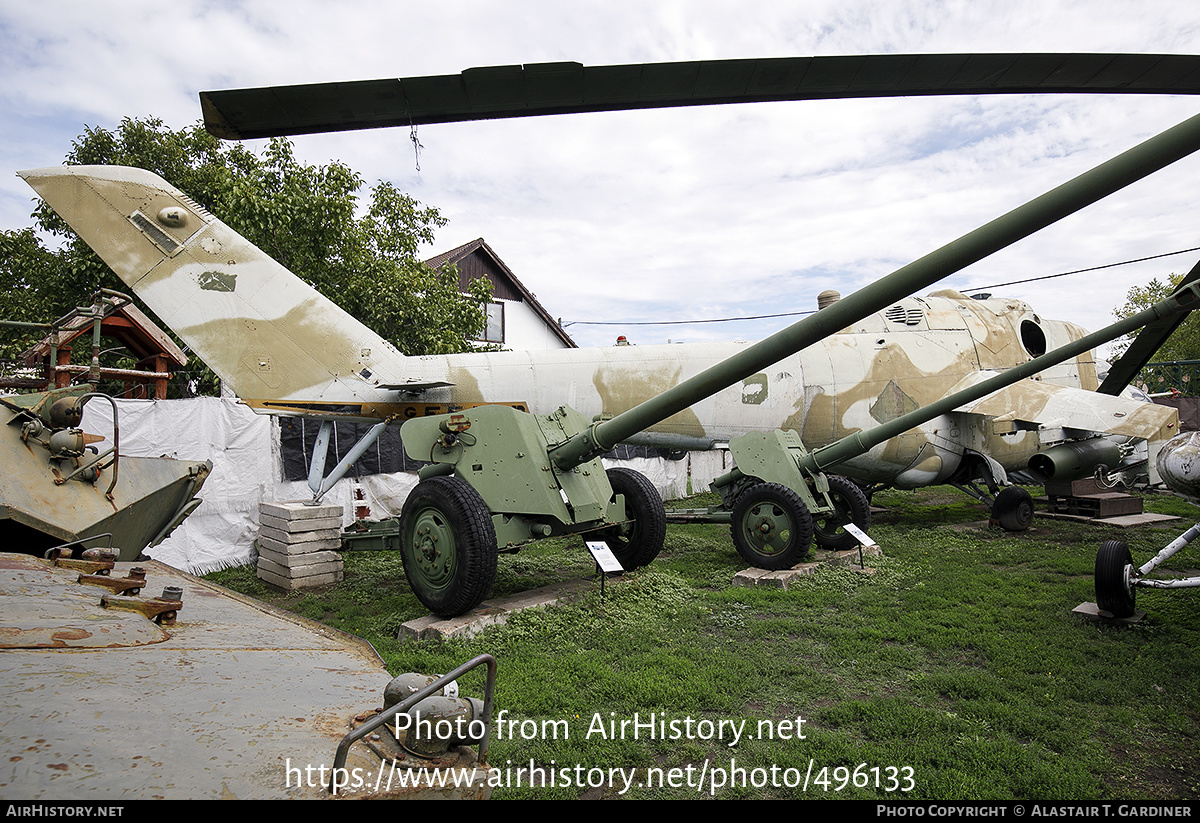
[20,54,1200,617]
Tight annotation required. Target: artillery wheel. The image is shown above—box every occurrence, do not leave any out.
[1095,539,1136,618]
[813,475,872,551]
[399,476,498,618]
[598,467,667,570]
[991,487,1034,532]
[731,482,814,570]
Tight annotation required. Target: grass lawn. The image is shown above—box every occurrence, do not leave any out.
[206,485,1200,799]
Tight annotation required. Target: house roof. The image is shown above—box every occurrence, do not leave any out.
[425,238,576,348]
[23,302,188,366]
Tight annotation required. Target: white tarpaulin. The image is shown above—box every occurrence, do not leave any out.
[83,397,277,572]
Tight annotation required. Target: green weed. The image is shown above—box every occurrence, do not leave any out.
[205,485,1200,800]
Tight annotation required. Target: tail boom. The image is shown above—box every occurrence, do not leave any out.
[20,165,415,415]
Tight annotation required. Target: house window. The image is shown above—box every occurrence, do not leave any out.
[484,301,504,343]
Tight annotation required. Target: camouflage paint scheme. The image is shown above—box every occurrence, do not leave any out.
[19,165,1178,491]
[0,385,211,560]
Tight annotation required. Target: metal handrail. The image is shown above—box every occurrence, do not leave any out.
[72,393,121,499]
[328,653,497,794]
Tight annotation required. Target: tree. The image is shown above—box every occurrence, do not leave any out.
[0,229,71,359]
[1112,272,1200,364]
[3,117,491,392]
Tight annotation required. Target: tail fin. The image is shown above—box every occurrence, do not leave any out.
[19,165,414,417]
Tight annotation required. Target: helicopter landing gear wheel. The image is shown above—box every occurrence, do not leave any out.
[991,487,1034,532]
[399,476,498,618]
[731,482,815,570]
[813,475,872,550]
[1095,539,1136,618]
[597,467,667,570]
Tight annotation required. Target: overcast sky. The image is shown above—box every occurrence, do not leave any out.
[4,1,1200,351]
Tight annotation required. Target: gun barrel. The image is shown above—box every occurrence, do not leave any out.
[549,109,1200,470]
[803,286,1200,473]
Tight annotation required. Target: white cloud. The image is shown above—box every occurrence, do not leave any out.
[3,0,1200,351]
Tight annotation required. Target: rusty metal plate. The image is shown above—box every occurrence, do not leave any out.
[0,554,409,799]
[0,554,169,648]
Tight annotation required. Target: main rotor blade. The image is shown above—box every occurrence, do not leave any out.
[201,53,1200,140]
[1098,257,1200,395]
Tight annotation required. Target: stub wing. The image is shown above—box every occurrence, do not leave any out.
[952,375,1178,440]
[18,165,412,418]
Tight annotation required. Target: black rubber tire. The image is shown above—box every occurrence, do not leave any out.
[992,487,1034,532]
[813,475,872,550]
[399,476,498,618]
[731,482,815,570]
[1095,539,1136,618]
[598,467,667,570]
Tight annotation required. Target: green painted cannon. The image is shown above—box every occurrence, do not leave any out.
[397,110,1200,616]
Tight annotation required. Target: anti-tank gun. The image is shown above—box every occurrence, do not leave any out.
[397,111,1200,617]
[401,286,1200,615]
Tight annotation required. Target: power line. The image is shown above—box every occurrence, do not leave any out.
[961,246,1200,294]
[562,246,1200,328]
[563,309,815,327]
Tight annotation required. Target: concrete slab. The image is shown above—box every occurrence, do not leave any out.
[259,534,343,554]
[259,500,343,521]
[258,565,345,590]
[256,554,344,579]
[260,513,343,533]
[261,524,343,544]
[398,579,594,642]
[257,546,342,568]
[731,543,883,589]
[1072,600,1147,624]
[1036,511,1181,527]
[1096,512,1183,527]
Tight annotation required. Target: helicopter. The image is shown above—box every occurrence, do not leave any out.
[17,162,1184,523]
[147,56,1200,499]
[17,54,1200,616]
